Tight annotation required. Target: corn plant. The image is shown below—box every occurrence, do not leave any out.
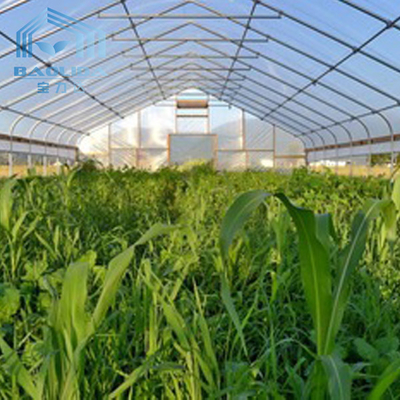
[0,223,176,399]
[220,190,398,399]
[1,167,399,399]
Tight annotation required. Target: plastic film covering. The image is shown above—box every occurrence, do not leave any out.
[0,0,399,171]
[169,134,216,165]
[80,91,304,170]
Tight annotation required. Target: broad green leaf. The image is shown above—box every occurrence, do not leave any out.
[276,193,333,355]
[0,284,20,323]
[321,354,352,400]
[0,179,16,231]
[354,338,379,362]
[92,245,135,329]
[220,191,333,355]
[368,358,400,400]
[55,257,92,344]
[220,190,270,260]
[0,336,40,400]
[315,213,336,253]
[324,200,391,354]
[304,360,328,400]
[374,337,399,354]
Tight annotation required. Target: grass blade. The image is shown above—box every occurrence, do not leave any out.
[368,359,400,400]
[220,190,270,260]
[321,354,352,400]
[93,224,178,328]
[221,275,248,358]
[324,200,391,354]
[0,336,40,400]
[0,179,16,231]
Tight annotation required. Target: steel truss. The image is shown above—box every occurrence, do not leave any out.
[0,0,399,166]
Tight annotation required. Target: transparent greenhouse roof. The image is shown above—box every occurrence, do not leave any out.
[1,0,400,150]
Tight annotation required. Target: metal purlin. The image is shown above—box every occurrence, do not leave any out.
[182,3,396,148]
[0,10,387,145]
[218,0,259,98]
[23,40,255,141]
[6,18,259,147]
[0,4,380,137]
[27,64,199,143]
[187,3,400,105]
[156,22,380,144]
[193,42,376,150]
[119,0,166,101]
[195,41,357,135]
[244,0,399,150]
[34,64,243,146]
[1,3,201,149]
[9,43,192,147]
[0,1,398,161]
[194,56,335,132]
[196,82,313,150]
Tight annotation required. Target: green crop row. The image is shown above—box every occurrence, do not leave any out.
[0,164,400,399]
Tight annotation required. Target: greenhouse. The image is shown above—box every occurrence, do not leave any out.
[2,1,400,399]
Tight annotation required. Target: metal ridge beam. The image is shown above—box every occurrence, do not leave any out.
[99,13,280,20]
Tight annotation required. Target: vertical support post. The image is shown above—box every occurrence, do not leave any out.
[348,142,353,177]
[167,134,171,166]
[241,109,245,150]
[335,146,339,174]
[43,156,47,176]
[213,135,218,169]
[108,123,112,167]
[174,95,178,135]
[368,139,372,176]
[390,130,395,175]
[8,153,13,177]
[242,110,248,169]
[272,124,276,169]
[206,94,211,135]
[27,154,32,170]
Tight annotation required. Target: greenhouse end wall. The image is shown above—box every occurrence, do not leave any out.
[80,93,305,171]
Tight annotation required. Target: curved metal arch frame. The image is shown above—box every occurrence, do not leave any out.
[0,0,400,166]
[0,16,390,143]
